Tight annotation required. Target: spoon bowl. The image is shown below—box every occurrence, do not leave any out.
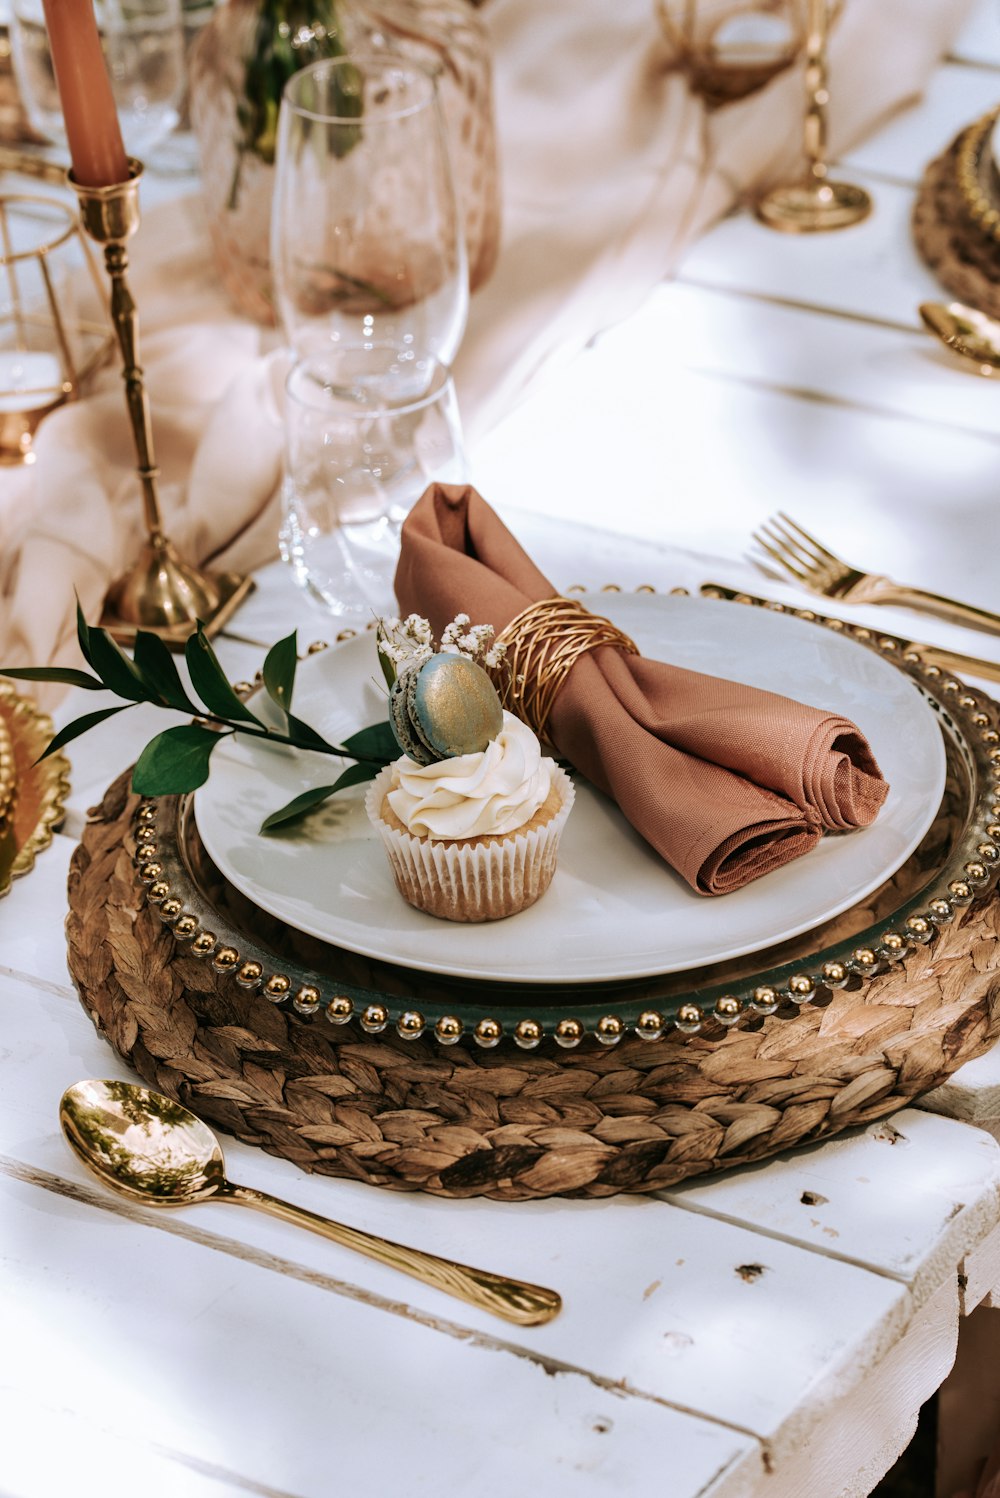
[919,300,1000,374]
[60,1079,562,1327]
[61,1078,226,1205]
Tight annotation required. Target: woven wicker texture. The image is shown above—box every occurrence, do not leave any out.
[67,772,1000,1200]
[913,126,1000,321]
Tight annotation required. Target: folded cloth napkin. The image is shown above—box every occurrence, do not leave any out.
[395,485,888,895]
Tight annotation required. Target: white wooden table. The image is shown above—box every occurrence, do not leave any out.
[5,8,1000,1496]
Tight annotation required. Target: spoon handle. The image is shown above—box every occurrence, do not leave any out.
[222,1182,561,1327]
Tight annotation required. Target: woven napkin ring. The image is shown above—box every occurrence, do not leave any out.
[494,597,638,748]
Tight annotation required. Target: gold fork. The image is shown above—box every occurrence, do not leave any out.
[752,513,1000,637]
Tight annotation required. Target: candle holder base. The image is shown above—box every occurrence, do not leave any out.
[100,539,255,648]
[754,178,872,234]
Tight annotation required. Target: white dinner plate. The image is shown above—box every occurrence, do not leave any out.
[194,594,946,984]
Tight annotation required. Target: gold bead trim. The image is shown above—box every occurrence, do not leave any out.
[554,1017,584,1049]
[514,1018,542,1050]
[294,985,321,1015]
[787,974,816,1004]
[596,1014,624,1045]
[494,597,638,748]
[475,1018,502,1048]
[636,1010,665,1041]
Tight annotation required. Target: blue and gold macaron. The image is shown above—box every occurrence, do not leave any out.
[389,653,504,765]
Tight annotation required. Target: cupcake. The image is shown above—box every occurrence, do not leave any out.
[365,645,574,922]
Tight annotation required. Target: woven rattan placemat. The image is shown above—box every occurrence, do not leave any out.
[67,771,1000,1200]
[913,117,1000,322]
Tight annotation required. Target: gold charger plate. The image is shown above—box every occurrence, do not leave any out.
[0,679,71,897]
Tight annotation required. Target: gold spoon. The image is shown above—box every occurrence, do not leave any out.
[919,301,1000,376]
[59,1079,562,1327]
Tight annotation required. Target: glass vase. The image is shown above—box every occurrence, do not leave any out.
[188,0,500,325]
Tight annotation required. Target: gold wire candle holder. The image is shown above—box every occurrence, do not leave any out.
[0,191,112,464]
[68,158,253,646]
[754,0,871,233]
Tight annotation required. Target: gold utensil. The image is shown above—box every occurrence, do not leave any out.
[919,300,1000,376]
[752,512,1000,637]
[60,1079,562,1328]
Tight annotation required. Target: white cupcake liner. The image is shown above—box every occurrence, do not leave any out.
[365,764,575,923]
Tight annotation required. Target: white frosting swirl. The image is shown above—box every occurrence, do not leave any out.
[387,712,552,840]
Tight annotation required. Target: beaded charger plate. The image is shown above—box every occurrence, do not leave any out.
[66,589,1000,1199]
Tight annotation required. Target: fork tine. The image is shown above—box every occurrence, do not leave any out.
[775,512,842,569]
[751,528,811,583]
[759,519,819,573]
[765,515,824,570]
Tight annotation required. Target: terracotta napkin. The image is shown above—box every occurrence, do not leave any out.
[395,485,889,895]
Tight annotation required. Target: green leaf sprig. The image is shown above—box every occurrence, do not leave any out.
[1,605,396,835]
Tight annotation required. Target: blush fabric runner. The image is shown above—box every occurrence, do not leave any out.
[0,0,974,688]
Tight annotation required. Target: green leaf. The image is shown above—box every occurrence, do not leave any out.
[185,626,262,725]
[38,704,131,761]
[133,631,199,714]
[0,666,104,691]
[340,719,397,764]
[132,724,230,796]
[262,631,298,719]
[260,761,378,833]
[76,598,95,668]
[285,711,336,753]
[88,627,153,703]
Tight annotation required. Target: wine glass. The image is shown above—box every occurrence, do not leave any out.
[271,55,468,402]
[281,354,467,620]
[10,0,186,161]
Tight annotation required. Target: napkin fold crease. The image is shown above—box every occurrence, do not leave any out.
[395,485,889,895]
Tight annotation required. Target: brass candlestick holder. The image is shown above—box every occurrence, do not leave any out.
[69,160,253,646]
[754,0,871,233]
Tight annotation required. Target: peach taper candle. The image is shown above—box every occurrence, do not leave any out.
[40,0,129,187]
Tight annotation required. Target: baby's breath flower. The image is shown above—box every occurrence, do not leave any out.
[377,611,505,675]
[376,614,434,675]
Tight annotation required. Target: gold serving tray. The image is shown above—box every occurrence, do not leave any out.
[132,589,1000,1049]
[0,679,71,897]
